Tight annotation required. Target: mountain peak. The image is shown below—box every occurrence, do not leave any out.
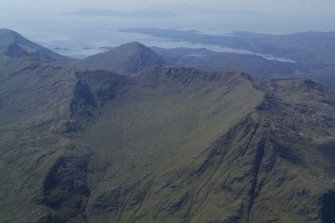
[109,41,162,58]
[0,28,30,47]
[117,41,148,49]
[0,28,18,35]
[76,42,166,75]
[0,28,69,62]
[109,41,161,57]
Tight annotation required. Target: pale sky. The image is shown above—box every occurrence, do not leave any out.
[0,0,334,16]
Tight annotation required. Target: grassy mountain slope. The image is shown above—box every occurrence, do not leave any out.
[1,63,335,222]
[78,68,335,223]
[0,30,335,223]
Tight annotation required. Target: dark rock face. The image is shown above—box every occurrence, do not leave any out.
[96,79,123,106]
[41,155,90,206]
[34,150,92,223]
[37,215,66,223]
[321,191,335,223]
[51,120,83,134]
[2,43,30,58]
[70,81,98,121]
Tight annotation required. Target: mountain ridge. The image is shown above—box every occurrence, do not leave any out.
[0,29,335,223]
[0,28,74,64]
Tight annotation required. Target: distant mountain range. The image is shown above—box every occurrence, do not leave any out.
[122,28,335,89]
[0,29,335,223]
[65,8,175,17]
[65,4,266,18]
[121,28,335,64]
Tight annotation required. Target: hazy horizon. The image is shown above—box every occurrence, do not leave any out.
[1,0,335,58]
[1,0,335,16]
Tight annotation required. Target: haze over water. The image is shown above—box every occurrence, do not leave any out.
[1,2,334,58]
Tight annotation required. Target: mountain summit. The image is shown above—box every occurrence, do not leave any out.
[0,28,68,62]
[0,28,32,47]
[75,42,165,75]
